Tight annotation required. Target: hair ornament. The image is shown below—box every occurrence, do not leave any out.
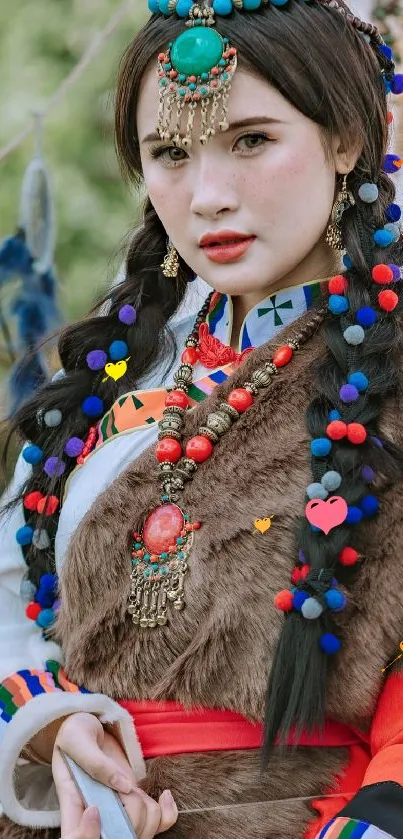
[44,409,63,428]
[355,306,377,328]
[23,444,44,465]
[358,182,379,203]
[373,227,395,247]
[386,203,401,222]
[378,289,399,311]
[343,325,365,345]
[383,154,403,173]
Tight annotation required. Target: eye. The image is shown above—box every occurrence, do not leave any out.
[234,132,271,152]
[149,145,189,166]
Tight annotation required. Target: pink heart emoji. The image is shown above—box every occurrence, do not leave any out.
[305,496,348,535]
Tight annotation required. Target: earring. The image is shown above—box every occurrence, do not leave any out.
[326,174,356,251]
[161,240,179,278]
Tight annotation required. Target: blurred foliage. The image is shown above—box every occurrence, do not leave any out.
[0,0,149,485]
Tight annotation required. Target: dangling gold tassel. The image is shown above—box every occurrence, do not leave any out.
[161,241,179,278]
[325,174,355,251]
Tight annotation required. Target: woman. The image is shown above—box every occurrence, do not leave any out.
[1,1,403,838]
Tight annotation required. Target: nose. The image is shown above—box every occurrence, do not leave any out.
[189,157,240,219]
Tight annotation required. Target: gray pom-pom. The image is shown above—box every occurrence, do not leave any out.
[44,409,63,428]
[301,597,324,620]
[321,470,342,491]
[358,183,379,203]
[20,578,37,603]
[306,482,328,500]
[32,529,51,550]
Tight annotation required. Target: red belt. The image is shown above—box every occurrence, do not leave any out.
[119,700,369,759]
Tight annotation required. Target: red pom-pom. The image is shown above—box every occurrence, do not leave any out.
[25,602,42,621]
[300,563,311,579]
[23,491,43,511]
[329,275,348,295]
[165,390,189,410]
[346,423,367,444]
[372,264,394,285]
[290,566,301,584]
[378,289,399,312]
[155,438,182,463]
[326,420,347,440]
[273,345,293,368]
[185,435,213,463]
[274,590,294,612]
[227,388,254,413]
[339,546,360,566]
[37,495,59,516]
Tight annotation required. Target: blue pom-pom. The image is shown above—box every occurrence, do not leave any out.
[148,0,159,10]
[347,372,369,392]
[82,396,104,418]
[328,409,341,421]
[356,307,377,328]
[345,506,363,525]
[40,573,57,592]
[109,340,129,362]
[373,228,394,248]
[379,44,393,60]
[23,445,44,465]
[325,589,346,611]
[36,608,56,629]
[386,203,402,222]
[343,254,353,269]
[328,294,349,315]
[293,591,309,611]
[320,633,342,655]
[16,526,34,546]
[35,588,54,609]
[391,74,403,95]
[384,79,392,95]
[311,438,332,457]
[360,494,380,517]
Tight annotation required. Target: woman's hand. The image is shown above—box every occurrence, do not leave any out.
[52,712,178,839]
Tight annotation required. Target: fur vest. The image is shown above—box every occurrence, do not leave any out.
[5,308,403,839]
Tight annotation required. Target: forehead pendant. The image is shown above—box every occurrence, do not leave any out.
[156,1,238,147]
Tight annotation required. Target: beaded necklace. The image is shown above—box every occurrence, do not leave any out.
[128,295,327,629]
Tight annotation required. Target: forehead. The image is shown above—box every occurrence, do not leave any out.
[136,63,299,142]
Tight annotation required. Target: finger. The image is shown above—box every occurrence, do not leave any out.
[56,738,133,795]
[53,747,86,837]
[67,807,101,839]
[155,790,178,835]
[124,787,177,839]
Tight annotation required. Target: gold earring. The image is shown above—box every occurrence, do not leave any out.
[161,241,179,278]
[326,174,356,251]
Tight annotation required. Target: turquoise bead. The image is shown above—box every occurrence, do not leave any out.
[179,74,187,82]
[144,553,151,561]
[159,78,168,86]
[148,0,159,11]
[213,0,233,14]
[218,59,226,66]
[271,0,289,5]
[163,63,172,70]
[152,563,159,572]
[189,83,197,90]
[171,27,224,75]
[144,569,152,577]
[134,542,142,549]
[243,0,262,8]
[201,73,209,81]
[158,0,172,14]
[178,552,185,559]
[177,537,184,544]
[176,0,193,15]
[160,552,168,559]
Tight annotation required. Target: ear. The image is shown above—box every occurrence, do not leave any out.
[330,133,362,175]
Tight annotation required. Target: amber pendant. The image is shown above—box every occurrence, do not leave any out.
[128,502,201,628]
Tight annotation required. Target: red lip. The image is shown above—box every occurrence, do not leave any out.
[199,230,254,247]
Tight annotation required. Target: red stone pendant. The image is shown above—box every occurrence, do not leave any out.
[128,502,201,628]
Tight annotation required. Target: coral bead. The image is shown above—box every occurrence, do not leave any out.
[328,275,348,295]
[326,420,347,440]
[378,289,399,312]
[347,423,367,444]
[165,390,189,409]
[37,495,59,516]
[227,388,253,412]
[274,590,294,612]
[339,546,360,566]
[185,435,214,462]
[155,438,182,463]
[273,345,293,367]
[181,348,199,365]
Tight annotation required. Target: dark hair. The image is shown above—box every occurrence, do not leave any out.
[6,0,403,755]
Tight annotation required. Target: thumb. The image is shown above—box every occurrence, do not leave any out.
[77,807,101,839]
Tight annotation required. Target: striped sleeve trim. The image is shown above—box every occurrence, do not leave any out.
[318,819,396,839]
[0,659,89,728]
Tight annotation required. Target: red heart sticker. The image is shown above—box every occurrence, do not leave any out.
[305,496,348,535]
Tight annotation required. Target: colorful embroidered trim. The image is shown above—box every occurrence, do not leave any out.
[0,660,88,727]
[317,818,386,839]
[96,364,236,447]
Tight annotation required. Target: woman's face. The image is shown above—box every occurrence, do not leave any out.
[137,65,351,297]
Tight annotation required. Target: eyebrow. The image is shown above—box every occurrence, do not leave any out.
[140,116,283,144]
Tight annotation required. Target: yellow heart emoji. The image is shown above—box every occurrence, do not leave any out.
[254,517,274,534]
[105,360,128,382]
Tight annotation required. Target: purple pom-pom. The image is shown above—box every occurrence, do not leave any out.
[383,154,403,174]
[86,350,108,371]
[119,305,137,325]
[320,633,342,655]
[44,457,66,478]
[64,437,85,457]
[370,436,384,449]
[361,465,375,483]
[298,549,306,564]
[339,384,359,403]
[53,598,61,613]
[389,262,401,281]
[392,74,403,95]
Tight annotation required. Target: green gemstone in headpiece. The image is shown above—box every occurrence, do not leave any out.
[170,27,224,76]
